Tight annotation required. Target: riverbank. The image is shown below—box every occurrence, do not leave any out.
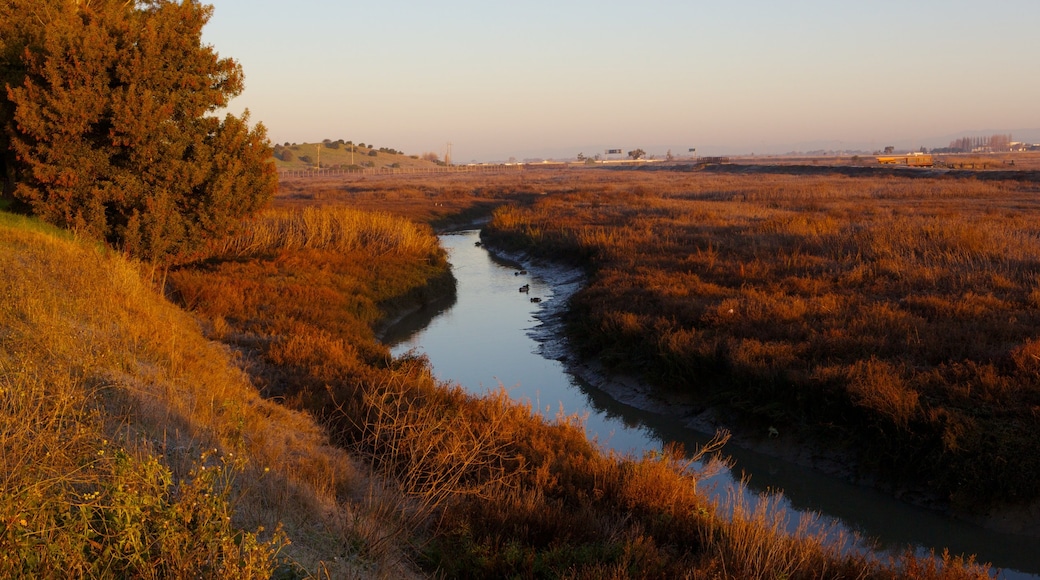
[480,236,1040,541]
[482,240,857,464]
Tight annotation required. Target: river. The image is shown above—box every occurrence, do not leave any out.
[384,230,1039,578]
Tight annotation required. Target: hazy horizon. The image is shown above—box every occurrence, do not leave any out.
[205,0,1040,162]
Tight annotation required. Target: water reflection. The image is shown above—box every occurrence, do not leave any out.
[386,230,1039,579]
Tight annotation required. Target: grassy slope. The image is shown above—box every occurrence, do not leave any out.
[0,212,419,578]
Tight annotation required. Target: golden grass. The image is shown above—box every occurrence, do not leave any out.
[481,168,1040,510]
[214,206,441,259]
[0,214,425,577]
[0,175,999,577]
[166,197,994,578]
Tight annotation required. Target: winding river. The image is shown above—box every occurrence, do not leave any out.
[385,230,1039,579]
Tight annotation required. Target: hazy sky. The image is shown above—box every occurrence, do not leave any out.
[204,0,1040,161]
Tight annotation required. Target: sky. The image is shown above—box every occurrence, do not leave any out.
[203,0,1040,162]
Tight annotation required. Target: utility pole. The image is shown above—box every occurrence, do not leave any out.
[315,142,321,169]
[445,142,453,166]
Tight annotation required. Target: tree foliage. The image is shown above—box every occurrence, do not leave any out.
[2,0,276,262]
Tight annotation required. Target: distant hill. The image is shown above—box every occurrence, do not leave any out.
[272,140,444,171]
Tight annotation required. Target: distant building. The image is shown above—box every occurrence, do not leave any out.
[877,153,933,167]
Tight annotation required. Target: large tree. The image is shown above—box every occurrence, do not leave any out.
[0,0,58,198]
[3,0,276,262]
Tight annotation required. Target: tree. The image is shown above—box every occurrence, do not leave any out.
[0,0,62,199]
[3,0,276,263]
[628,148,646,160]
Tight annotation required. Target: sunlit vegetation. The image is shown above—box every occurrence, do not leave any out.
[164,196,992,577]
[2,0,276,263]
[273,171,537,228]
[272,140,438,171]
[482,168,1040,512]
[0,214,292,576]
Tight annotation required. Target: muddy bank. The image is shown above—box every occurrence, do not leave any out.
[480,237,1040,539]
[374,219,495,342]
[374,267,457,342]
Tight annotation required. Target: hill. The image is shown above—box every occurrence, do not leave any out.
[0,209,418,577]
[272,140,444,171]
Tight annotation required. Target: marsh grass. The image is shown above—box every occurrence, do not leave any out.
[214,206,441,259]
[167,196,993,577]
[482,169,1040,510]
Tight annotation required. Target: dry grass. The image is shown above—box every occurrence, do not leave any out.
[273,170,538,227]
[481,167,1040,510]
[2,175,997,577]
[214,206,441,259]
[166,197,994,578]
[0,211,423,577]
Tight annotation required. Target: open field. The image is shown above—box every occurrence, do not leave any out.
[478,166,1040,515]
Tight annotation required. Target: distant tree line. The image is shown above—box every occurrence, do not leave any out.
[933,134,1015,154]
[0,0,276,263]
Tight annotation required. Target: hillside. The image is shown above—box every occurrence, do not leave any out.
[272,140,445,171]
[0,210,418,578]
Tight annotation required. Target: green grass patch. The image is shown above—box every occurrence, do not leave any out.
[0,207,74,240]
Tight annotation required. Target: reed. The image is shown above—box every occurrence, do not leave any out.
[215,206,442,260]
